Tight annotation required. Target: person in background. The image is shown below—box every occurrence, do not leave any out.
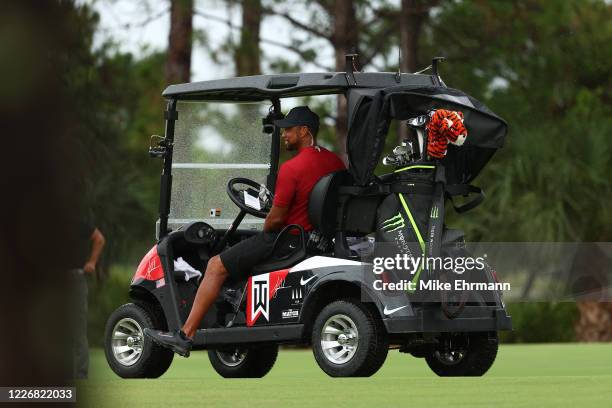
[71,215,105,380]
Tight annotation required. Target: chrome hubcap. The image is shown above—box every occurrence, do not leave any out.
[435,350,465,365]
[435,335,468,365]
[216,348,248,367]
[321,314,358,364]
[111,318,144,366]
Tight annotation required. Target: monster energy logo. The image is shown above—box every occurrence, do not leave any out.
[430,206,439,219]
[382,212,405,232]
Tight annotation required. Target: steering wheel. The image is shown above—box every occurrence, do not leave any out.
[226,177,273,218]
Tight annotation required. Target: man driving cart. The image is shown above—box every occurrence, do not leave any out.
[145,106,345,356]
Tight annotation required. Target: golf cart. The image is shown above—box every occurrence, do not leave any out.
[104,56,511,378]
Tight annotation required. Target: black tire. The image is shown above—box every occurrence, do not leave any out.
[312,300,388,377]
[425,331,498,376]
[104,303,174,378]
[207,344,278,378]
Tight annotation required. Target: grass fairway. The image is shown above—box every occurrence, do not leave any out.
[80,343,612,408]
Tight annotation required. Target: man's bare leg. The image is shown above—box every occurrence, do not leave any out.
[181,255,229,339]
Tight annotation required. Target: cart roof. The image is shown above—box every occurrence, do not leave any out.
[162,72,438,101]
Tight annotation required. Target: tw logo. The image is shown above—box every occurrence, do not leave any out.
[251,274,269,322]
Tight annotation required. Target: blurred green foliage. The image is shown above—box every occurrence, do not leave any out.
[58,3,168,270]
[422,0,612,242]
[500,302,579,343]
[88,266,132,347]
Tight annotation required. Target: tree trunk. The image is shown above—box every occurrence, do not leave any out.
[235,0,262,76]
[570,244,612,341]
[575,302,612,341]
[397,0,434,143]
[166,0,193,84]
[332,0,358,164]
[399,0,424,74]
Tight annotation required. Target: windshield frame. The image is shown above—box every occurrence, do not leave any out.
[157,97,282,239]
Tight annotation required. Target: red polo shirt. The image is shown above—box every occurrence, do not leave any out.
[273,146,345,231]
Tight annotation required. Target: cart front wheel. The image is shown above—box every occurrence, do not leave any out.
[104,303,174,378]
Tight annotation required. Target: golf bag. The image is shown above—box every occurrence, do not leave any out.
[373,163,491,314]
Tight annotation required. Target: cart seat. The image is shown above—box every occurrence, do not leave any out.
[308,170,351,238]
[309,170,383,258]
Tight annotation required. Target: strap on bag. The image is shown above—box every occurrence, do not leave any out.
[445,184,485,213]
[431,167,469,319]
[426,166,446,277]
[339,183,434,196]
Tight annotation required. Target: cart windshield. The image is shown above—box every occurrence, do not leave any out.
[168,101,272,231]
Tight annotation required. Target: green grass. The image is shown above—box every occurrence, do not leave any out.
[79,344,612,408]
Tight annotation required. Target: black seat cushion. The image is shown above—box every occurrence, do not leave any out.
[250,225,307,275]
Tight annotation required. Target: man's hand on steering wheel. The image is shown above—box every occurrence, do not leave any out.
[226,177,273,218]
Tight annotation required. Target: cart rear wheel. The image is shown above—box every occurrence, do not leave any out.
[207,345,278,378]
[425,332,498,376]
[104,303,174,378]
[312,300,388,377]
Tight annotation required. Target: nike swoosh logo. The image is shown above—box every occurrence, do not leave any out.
[383,305,409,316]
[300,275,317,286]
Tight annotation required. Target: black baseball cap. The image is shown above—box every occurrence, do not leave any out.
[274,106,319,133]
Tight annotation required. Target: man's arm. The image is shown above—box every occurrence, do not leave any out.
[83,228,105,274]
[267,162,295,232]
[263,205,289,232]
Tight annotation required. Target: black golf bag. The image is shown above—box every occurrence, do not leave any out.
[373,163,495,315]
